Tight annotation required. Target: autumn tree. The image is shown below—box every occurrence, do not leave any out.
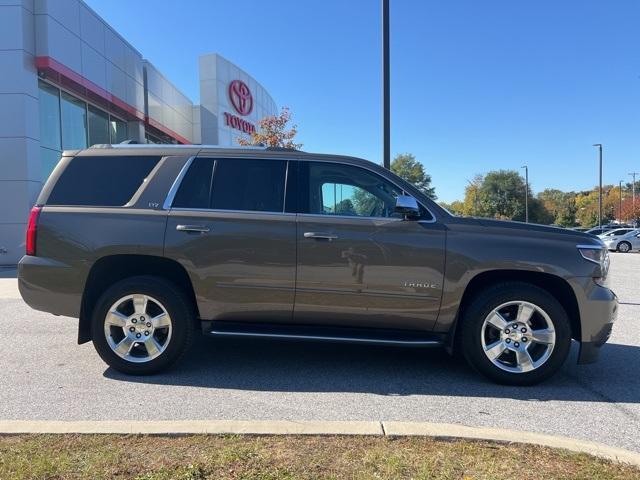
[237,107,302,149]
[537,189,577,227]
[391,153,436,199]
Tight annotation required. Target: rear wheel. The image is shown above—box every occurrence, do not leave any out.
[460,282,571,385]
[91,276,194,375]
[617,241,631,253]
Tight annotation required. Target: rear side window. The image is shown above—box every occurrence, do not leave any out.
[172,158,214,209]
[211,159,287,212]
[47,155,160,206]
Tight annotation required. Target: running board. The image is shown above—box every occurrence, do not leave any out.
[201,321,445,348]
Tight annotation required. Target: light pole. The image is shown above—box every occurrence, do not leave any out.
[521,165,529,223]
[593,144,603,228]
[382,0,390,170]
[630,172,638,222]
[619,180,623,222]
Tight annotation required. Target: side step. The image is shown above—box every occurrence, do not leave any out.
[201,321,445,348]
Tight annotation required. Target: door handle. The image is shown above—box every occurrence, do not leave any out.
[176,224,210,233]
[304,232,338,241]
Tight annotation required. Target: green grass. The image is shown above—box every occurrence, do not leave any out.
[0,434,638,479]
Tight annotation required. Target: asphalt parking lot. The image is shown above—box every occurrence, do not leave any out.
[0,254,638,451]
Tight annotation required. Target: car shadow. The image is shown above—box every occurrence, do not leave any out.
[103,336,640,404]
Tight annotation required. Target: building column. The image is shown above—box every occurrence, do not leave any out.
[0,1,41,265]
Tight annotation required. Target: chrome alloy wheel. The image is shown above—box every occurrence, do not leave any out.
[103,294,172,363]
[480,301,556,373]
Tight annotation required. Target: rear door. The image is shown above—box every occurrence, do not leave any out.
[293,160,446,331]
[164,156,296,322]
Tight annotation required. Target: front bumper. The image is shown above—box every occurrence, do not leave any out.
[569,277,618,364]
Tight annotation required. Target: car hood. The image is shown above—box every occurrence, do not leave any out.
[447,216,603,244]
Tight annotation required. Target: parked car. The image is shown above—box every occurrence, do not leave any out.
[602,229,640,253]
[18,145,618,386]
[598,228,637,239]
[586,226,617,236]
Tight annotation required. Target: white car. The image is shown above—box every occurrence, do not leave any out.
[598,228,637,239]
[602,229,640,253]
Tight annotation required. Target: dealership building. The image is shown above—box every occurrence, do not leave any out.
[0,0,278,265]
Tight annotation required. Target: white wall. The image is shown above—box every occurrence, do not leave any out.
[198,53,277,146]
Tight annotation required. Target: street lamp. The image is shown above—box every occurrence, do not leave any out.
[521,165,529,223]
[382,0,390,169]
[619,180,624,222]
[630,172,638,221]
[593,144,603,228]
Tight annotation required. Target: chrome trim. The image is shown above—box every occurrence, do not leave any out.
[162,156,195,210]
[576,243,605,249]
[304,232,339,240]
[176,224,210,233]
[170,207,296,216]
[208,329,443,347]
[298,213,403,222]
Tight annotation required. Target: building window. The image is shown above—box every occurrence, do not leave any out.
[61,92,87,150]
[88,105,110,146]
[110,117,128,143]
[38,81,61,151]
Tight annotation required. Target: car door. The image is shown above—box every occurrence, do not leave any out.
[293,160,446,331]
[164,156,296,322]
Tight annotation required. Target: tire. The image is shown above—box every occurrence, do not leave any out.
[91,275,195,375]
[617,241,631,253]
[460,282,571,386]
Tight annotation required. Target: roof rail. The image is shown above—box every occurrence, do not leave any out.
[88,144,268,150]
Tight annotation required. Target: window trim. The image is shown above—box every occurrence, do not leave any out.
[299,159,437,223]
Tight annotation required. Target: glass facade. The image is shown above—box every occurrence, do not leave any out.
[37,81,130,180]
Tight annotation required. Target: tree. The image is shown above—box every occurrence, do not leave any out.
[537,189,577,227]
[457,170,551,223]
[391,153,436,199]
[237,107,302,149]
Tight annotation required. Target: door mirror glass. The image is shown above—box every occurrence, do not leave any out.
[395,195,420,218]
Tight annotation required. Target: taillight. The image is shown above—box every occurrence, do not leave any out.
[26,206,41,256]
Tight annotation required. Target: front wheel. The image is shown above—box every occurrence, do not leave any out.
[91,276,194,375]
[617,241,631,253]
[460,282,571,386]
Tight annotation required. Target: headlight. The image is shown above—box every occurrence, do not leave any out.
[577,244,610,280]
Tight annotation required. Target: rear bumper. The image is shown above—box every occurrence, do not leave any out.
[18,255,84,318]
[569,277,618,364]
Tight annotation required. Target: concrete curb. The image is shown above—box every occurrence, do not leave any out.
[1,420,639,467]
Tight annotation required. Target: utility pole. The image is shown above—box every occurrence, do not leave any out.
[382,0,390,170]
[521,165,529,223]
[593,144,603,228]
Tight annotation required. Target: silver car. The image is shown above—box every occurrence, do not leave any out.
[598,228,637,240]
[602,229,640,253]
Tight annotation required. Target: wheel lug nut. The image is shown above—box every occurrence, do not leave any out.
[129,327,135,332]
[521,328,527,333]
[132,319,137,324]
[136,333,141,339]
[506,339,511,343]
[146,322,152,328]
[512,324,518,329]
[514,342,520,348]
[140,316,145,321]
[522,337,528,342]
[144,331,149,336]
[505,329,510,334]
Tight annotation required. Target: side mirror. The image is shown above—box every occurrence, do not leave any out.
[395,195,420,219]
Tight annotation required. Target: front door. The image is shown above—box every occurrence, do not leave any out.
[294,161,446,331]
[164,157,296,322]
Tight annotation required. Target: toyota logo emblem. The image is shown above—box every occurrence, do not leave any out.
[228,80,253,116]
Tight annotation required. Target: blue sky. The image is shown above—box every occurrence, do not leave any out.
[87,0,640,203]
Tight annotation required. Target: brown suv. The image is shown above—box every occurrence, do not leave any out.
[18,145,617,385]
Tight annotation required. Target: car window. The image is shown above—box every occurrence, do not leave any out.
[210,158,287,213]
[305,162,402,218]
[47,155,160,206]
[172,158,214,209]
[299,161,432,220]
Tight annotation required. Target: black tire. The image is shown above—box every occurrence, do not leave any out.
[460,282,571,386]
[617,241,631,253]
[91,275,195,375]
